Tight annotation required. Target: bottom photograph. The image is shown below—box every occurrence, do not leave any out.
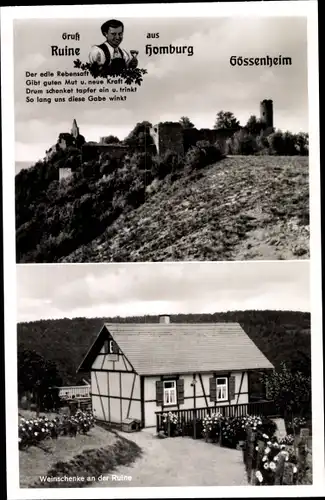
[15,261,311,489]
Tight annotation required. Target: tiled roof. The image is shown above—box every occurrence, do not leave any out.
[103,323,274,375]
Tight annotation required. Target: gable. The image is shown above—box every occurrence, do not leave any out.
[77,325,134,372]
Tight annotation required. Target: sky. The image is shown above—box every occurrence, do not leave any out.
[17,261,310,322]
[14,16,308,162]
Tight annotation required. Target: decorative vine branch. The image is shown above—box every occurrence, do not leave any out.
[73,59,148,86]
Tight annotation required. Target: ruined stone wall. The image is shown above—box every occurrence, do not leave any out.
[151,123,184,156]
[82,143,129,162]
[183,127,237,153]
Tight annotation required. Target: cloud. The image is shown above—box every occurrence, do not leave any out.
[17,261,310,322]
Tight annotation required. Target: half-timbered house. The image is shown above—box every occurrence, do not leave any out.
[77,315,274,429]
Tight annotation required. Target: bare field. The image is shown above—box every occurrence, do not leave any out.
[62,155,309,262]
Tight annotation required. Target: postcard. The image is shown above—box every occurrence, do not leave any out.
[1,1,323,499]
[7,2,316,264]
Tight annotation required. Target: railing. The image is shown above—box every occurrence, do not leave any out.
[58,385,91,400]
[156,400,278,434]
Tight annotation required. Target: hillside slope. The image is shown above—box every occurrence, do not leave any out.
[17,311,311,385]
[60,156,309,262]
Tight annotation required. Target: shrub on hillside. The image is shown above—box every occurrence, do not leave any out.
[226,129,259,155]
[267,130,303,156]
[151,150,184,180]
[185,140,223,170]
[128,151,153,171]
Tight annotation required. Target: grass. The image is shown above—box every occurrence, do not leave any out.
[32,437,142,488]
[19,410,142,488]
[60,155,309,262]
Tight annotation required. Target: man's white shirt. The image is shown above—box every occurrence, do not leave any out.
[89,42,131,66]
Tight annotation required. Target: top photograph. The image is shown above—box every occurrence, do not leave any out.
[14,15,310,263]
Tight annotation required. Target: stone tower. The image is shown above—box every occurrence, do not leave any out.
[150,122,184,156]
[71,118,80,139]
[260,99,273,129]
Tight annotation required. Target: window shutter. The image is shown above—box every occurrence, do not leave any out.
[176,379,184,405]
[156,380,164,406]
[265,381,271,400]
[111,340,119,354]
[229,375,236,401]
[209,377,216,402]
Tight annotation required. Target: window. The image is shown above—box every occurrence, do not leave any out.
[163,380,177,405]
[103,339,116,354]
[216,377,228,401]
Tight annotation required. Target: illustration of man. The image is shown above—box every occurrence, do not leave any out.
[89,19,138,76]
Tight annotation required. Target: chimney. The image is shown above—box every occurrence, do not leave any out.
[159,315,170,324]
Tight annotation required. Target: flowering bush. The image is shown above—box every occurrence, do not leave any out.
[221,415,276,449]
[280,434,295,446]
[18,411,95,449]
[221,418,241,448]
[19,415,58,449]
[202,412,224,442]
[293,416,307,431]
[286,416,308,436]
[162,412,179,436]
[254,436,298,485]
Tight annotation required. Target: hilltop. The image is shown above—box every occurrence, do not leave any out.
[62,155,309,262]
[17,311,311,386]
[16,151,309,263]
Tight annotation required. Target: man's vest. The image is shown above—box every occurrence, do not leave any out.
[96,43,127,75]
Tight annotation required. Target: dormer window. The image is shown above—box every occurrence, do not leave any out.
[163,380,177,405]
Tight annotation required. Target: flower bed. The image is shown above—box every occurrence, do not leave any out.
[253,433,298,485]
[160,412,277,447]
[286,416,307,435]
[221,415,277,449]
[158,410,309,485]
[161,412,180,437]
[202,412,223,442]
[18,410,95,449]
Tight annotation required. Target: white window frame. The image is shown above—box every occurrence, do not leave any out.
[109,340,114,354]
[163,380,177,406]
[216,377,228,401]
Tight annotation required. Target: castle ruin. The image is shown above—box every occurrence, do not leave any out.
[260,99,273,129]
[52,99,273,181]
[151,99,274,157]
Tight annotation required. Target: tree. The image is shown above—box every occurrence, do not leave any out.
[228,129,258,155]
[295,132,309,155]
[124,121,155,151]
[101,135,121,144]
[214,111,240,130]
[267,130,285,155]
[245,115,265,135]
[179,116,195,129]
[262,362,311,423]
[18,348,62,414]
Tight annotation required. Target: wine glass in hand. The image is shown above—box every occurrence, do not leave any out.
[129,50,139,68]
